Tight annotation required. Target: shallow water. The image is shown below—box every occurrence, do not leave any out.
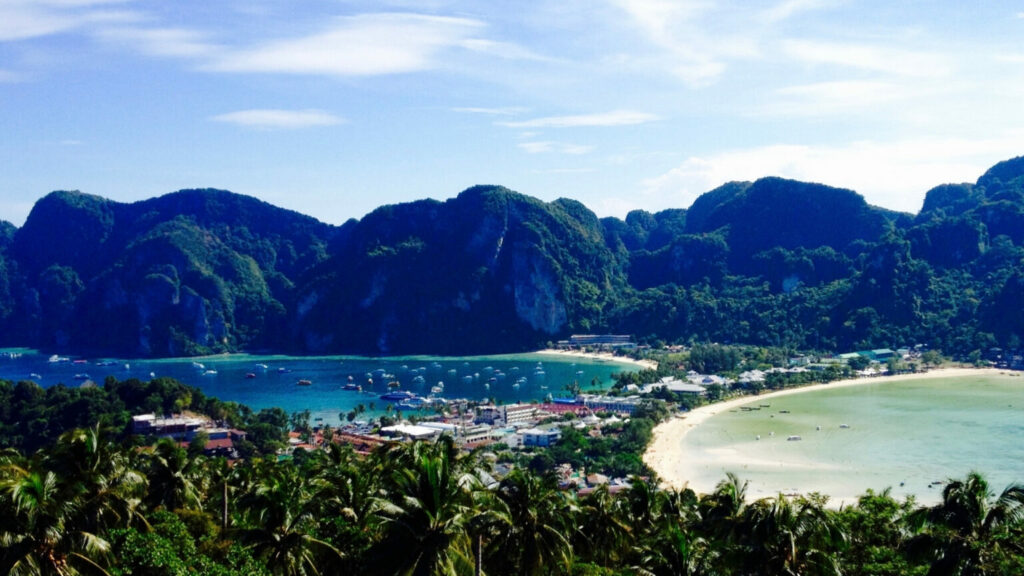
[683,373,1024,505]
[0,348,633,424]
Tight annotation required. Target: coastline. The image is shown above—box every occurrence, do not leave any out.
[643,366,1008,498]
[534,348,659,371]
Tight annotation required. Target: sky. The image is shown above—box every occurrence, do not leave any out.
[1,0,1023,227]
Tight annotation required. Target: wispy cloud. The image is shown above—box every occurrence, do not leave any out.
[460,39,550,61]
[0,0,134,42]
[0,69,22,83]
[518,141,594,155]
[206,13,485,76]
[500,109,658,128]
[452,106,528,116]
[641,136,1024,213]
[782,39,951,78]
[763,80,917,116]
[210,109,345,129]
[762,0,833,24]
[94,27,218,58]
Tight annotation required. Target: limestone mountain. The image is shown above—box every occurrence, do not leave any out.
[1,156,1023,357]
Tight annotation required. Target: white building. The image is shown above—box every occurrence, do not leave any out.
[521,428,561,447]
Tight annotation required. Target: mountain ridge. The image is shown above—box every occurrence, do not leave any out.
[1,156,1022,357]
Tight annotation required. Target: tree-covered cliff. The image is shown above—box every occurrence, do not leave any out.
[2,157,1023,357]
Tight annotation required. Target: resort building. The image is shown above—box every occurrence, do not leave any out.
[580,394,643,415]
[521,428,561,447]
[565,334,635,348]
[131,414,208,439]
[503,403,539,426]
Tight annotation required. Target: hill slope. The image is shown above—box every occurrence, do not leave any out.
[1,156,1023,357]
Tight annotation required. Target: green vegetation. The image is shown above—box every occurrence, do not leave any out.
[0,377,289,455]
[2,423,1023,575]
[2,158,1024,358]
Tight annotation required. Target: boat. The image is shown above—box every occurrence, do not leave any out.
[48,354,70,363]
[29,373,41,380]
[787,435,802,441]
[380,390,416,401]
[839,423,850,429]
[203,370,218,376]
[73,359,88,365]
[73,373,90,380]
[297,379,312,386]
[395,397,429,410]
[254,363,268,371]
[342,383,362,391]
[245,373,256,379]
[192,362,205,370]
[278,367,291,373]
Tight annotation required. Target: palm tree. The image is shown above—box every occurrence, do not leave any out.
[370,437,482,576]
[573,484,631,568]
[735,494,846,576]
[141,438,204,512]
[45,424,147,534]
[699,472,748,544]
[914,471,1024,576]
[310,443,386,563]
[485,469,575,576]
[234,462,342,576]
[633,523,716,576]
[0,466,112,576]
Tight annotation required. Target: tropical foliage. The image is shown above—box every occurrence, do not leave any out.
[1,157,1023,357]
[2,423,1023,575]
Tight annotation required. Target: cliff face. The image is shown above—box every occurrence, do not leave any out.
[3,155,1024,357]
[293,186,624,354]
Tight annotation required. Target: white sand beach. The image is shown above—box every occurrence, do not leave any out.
[643,367,1008,497]
[535,348,659,371]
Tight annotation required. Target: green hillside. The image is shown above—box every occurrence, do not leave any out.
[2,157,1023,357]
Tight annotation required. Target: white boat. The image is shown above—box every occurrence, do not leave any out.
[839,424,850,429]
[787,435,802,441]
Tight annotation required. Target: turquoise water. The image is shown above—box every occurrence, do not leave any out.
[683,373,1024,505]
[0,349,633,424]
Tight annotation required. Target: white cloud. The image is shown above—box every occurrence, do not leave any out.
[518,141,594,155]
[0,0,134,42]
[452,106,528,116]
[641,137,1024,214]
[459,39,550,61]
[211,109,345,129]
[763,0,833,24]
[763,80,917,116]
[206,13,484,76]
[0,69,21,83]
[782,39,951,78]
[500,109,658,128]
[94,27,218,58]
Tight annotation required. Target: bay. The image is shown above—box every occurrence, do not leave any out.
[0,348,635,424]
[683,372,1024,505]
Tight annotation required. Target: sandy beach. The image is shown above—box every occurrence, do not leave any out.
[535,348,659,371]
[643,366,1009,497]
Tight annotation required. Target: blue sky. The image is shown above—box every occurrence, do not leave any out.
[2,0,1022,227]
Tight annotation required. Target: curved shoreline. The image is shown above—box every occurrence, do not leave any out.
[533,348,659,370]
[643,367,1009,498]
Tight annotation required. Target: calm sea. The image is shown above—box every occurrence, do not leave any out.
[0,348,634,424]
[683,373,1024,505]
